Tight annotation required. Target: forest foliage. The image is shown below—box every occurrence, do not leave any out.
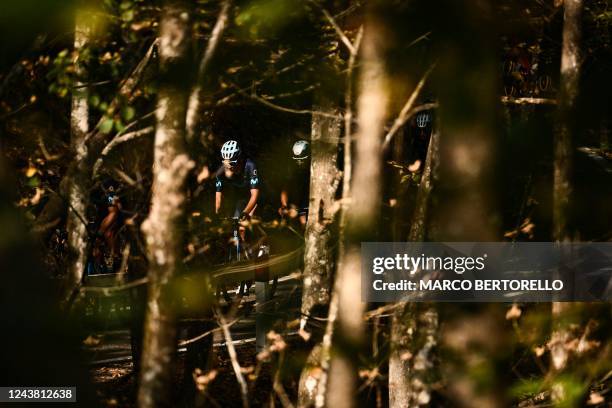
[1,0,611,407]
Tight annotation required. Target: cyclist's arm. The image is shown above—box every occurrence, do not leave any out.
[99,211,118,234]
[280,190,289,209]
[243,159,260,215]
[215,191,222,214]
[109,196,122,212]
[243,188,259,215]
[215,176,223,214]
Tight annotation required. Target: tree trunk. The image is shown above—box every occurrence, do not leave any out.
[33,40,157,241]
[297,24,363,408]
[550,0,582,396]
[325,16,389,408]
[389,304,438,407]
[408,128,439,243]
[137,1,194,407]
[62,10,90,306]
[553,0,581,244]
[433,0,503,406]
[300,100,342,330]
[389,127,440,408]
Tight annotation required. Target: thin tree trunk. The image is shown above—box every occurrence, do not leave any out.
[391,127,405,241]
[325,16,389,408]
[137,1,194,407]
[389,128,440,408]
[389,304,438,407]
[433,0,502,406]
[298,26,363,408]
[185,0,231,144]
[553,0,581,244]
[300,101,342,330]
[62,10,90,306]
[550,0,582,398]
[408,128,439,243]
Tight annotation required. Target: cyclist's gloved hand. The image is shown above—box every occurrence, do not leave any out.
[240,212,250,222]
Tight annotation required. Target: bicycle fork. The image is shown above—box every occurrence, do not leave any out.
[233,227,240,262]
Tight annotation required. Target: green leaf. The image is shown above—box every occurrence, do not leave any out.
[119,1,133,10]
[114,119,125,133]
[27,176,40,187]
[510,378,544,398]
[121,106,135,122]
[89,94,101,108]
[100,118,114,134]
[121,9,134,22]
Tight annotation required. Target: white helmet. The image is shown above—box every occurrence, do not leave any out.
[416,112,431,128]
[292,140,310,160]
[221,140,241,160]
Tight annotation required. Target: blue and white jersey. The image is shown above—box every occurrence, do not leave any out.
[215,158,261,193]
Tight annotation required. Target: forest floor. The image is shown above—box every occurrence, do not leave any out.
[87,274,303,407]
[89,342,278,408]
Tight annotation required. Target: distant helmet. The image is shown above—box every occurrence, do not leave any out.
[292,140,310,160]
[416,112,431,128]
[102,182,118,205]
[221,140,241,160]
[107,191,117,206]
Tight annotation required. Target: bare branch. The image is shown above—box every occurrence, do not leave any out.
[0,100,36,120]
[341,25,364,211]
[117,110,156,137]
[382,63,437,150]
[44,186,89,231]
[117,39,159,101]
[406,31,432,48]
[364,303,405,320]
[332,1,363,20]
[382,102,438,150]
[112,167,138,186]
[186,0,232,141]
[239,86,340,119]
[92,126,155,177]
[72,79,114,89]
[217,310,249,408]
[501,96,557,105]
[86,38,158,144]
[178,318,237,347]
[80,277,148,294]
[381,94,555,151]
[273,352,295,408]
[319,5,356,54]
[261,84,317,100]
[38,134,62,161]
[215,54,319,106]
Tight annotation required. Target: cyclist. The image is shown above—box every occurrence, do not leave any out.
[279,140,310,229]
[408,111,433,172]
[99,184,122,253]
[89,182,123,274]
[214,140,260,242]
